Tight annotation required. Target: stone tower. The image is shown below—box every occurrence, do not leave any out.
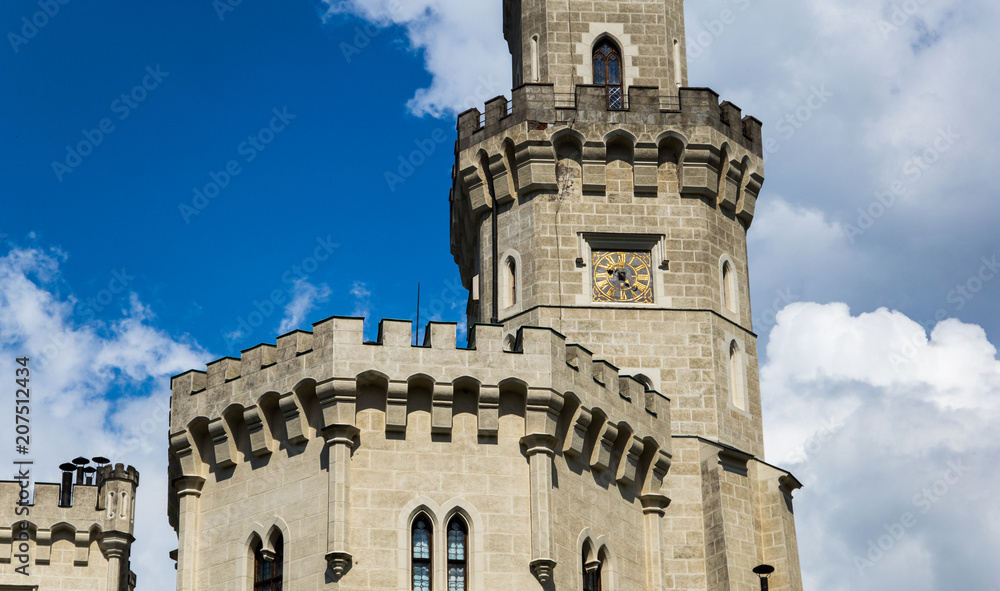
[167,2,802,591]
[450,0,798,589]
[0,463,139,591]
[503,0,689,94]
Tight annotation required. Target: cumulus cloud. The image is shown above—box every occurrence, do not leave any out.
[276,279,332,334]
[762,302,1000,591]
[0,246,210,590]
[322,0,510,116]
[683,0,1000,337]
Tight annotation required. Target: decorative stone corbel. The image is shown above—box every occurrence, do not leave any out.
[278,394,308,445]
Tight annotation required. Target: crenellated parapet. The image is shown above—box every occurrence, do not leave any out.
[450,84,765,288]
[0,463,139,570]
[457,84,762,155]
[169,318,672,492]
[454,87,763,212]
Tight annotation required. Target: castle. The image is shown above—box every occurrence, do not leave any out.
[166,0,802,589]
[4,0,805,589]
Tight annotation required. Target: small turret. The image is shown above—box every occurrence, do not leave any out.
[97,463,139,591]
[98,463,139,536]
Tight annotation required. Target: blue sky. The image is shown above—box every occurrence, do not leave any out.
[2,0,1000,590]
[2,0,461,355]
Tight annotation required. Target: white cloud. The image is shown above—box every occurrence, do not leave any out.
[0,246,210,590]
[350,280,372,319]
[684,0,1000,340]
[276,279,332,334]
[322,0,509,116]
[762,302,1000,590]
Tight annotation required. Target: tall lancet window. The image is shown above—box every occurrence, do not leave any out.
[412,515,433,591]
[254,537,283,591]
[593,40,624,110]
[446,516,468,591]
[583,548,602,591]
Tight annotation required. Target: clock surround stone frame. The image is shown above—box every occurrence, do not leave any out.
[575,232,670,307]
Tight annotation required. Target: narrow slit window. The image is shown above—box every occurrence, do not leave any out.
[730,342,746,410]
[505,257,517,307]
[447,516,468,591]
[412,516,432,591]
[723,261,737,312]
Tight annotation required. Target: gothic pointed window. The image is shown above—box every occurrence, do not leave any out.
[505,256,517,308]
[412,516,432,591]
[446,516,468,591]
[448,515,469,591]
[583,547,602,591]
[593,40,624,110]
[254,537,283,591]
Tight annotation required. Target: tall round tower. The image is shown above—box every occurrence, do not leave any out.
[453,0,766,457]
[451,1,799,589]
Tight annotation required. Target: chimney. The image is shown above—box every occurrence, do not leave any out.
[72,457,90,485]
[59,462,76,507]
[93,456,110,486]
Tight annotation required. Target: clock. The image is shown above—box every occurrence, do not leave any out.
[592,250,654,303]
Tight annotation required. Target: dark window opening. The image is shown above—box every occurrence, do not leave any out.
[593,40,624,110]
[583,548,602,591]
[254,538,283,591]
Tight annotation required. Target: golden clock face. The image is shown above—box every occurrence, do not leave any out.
[592,250,653,303]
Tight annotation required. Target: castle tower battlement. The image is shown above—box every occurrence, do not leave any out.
[168,1,805,589]
[170,317,673,483]
[168,317,690,589]
[450,82,768,459]
[0,464,139,590]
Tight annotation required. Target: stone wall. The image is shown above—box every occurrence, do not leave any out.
[0,465,139,591]
[504,0,689,94]
[169,320,674,591]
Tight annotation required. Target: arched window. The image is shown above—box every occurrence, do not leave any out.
[446,516,468,591]
[722,260,737,313]
[505,257,517,308]
[593,40,624,110]
[583,547,602,591]
[254,537,283,591]
[412,515,432,591]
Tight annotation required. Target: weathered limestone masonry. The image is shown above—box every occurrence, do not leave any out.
[504,0,689,94]
[169,0,805,589]
[169,319,675,590]
[447,1,803,590]
[452,85,765,456]
[0,465,139,591]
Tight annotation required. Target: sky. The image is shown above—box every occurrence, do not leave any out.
[0,0,998,590]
